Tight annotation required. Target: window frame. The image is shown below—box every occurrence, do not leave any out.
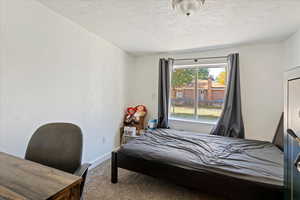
[169,62,228,124]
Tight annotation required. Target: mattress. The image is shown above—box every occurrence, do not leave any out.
[119,128,284,187]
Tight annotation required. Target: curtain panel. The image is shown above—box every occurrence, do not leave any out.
[157,58,173,128]
[211,53,245,138]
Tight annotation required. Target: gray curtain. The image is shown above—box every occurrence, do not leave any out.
[211,53,245,138]
[157,58,172,128]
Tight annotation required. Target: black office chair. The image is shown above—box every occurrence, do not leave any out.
[25,123,90,199]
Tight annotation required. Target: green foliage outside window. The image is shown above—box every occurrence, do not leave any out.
[171,68,209,88]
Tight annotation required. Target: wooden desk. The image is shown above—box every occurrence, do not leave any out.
[0,152,82,200]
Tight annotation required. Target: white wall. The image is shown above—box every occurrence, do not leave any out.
[284,28,300,70]
[0,0,291,160]
[0,0,134,162]
[128,42,284,141]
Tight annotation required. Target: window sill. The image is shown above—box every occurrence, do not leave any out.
[169,118,217,126]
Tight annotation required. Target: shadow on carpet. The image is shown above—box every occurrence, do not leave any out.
[84,160,226,200]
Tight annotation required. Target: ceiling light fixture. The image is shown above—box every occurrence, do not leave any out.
[172,0,205,16]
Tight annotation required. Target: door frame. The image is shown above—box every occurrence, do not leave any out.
[284,66,300,200]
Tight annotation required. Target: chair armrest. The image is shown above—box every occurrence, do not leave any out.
[74,163,91,177]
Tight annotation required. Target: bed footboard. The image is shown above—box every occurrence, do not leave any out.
[111,149,284,200]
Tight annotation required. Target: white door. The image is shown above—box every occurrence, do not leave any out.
[287,78,300,200]
[288,78,300,133]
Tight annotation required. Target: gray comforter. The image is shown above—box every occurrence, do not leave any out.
[120,129,283,187]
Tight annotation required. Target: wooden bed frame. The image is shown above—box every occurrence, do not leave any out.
[111,149,284,200]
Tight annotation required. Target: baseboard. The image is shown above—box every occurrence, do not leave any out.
[89,151,111,169]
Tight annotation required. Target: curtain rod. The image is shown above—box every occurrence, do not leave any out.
[172,55,228,62]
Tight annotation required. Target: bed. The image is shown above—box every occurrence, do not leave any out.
[111,129,284,200]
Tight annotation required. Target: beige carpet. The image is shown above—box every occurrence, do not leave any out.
[84,160,226,200]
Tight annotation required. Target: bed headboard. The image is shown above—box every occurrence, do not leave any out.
[272,113,284,151]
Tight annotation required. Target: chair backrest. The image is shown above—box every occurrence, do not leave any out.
[272,113,284,151]
[25,123,83,173]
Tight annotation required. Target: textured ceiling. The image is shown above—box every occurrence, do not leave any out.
[37,0,300,55]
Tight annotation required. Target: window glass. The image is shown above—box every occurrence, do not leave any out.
[170,68,196,121]
[170,66,227,123]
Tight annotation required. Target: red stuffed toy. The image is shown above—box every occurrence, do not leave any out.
[124,107,136,126]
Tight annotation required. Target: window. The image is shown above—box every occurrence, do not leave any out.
[170,64,227,124]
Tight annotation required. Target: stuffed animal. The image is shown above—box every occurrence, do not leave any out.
[124,107,136,126]
[133,105,147,122]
